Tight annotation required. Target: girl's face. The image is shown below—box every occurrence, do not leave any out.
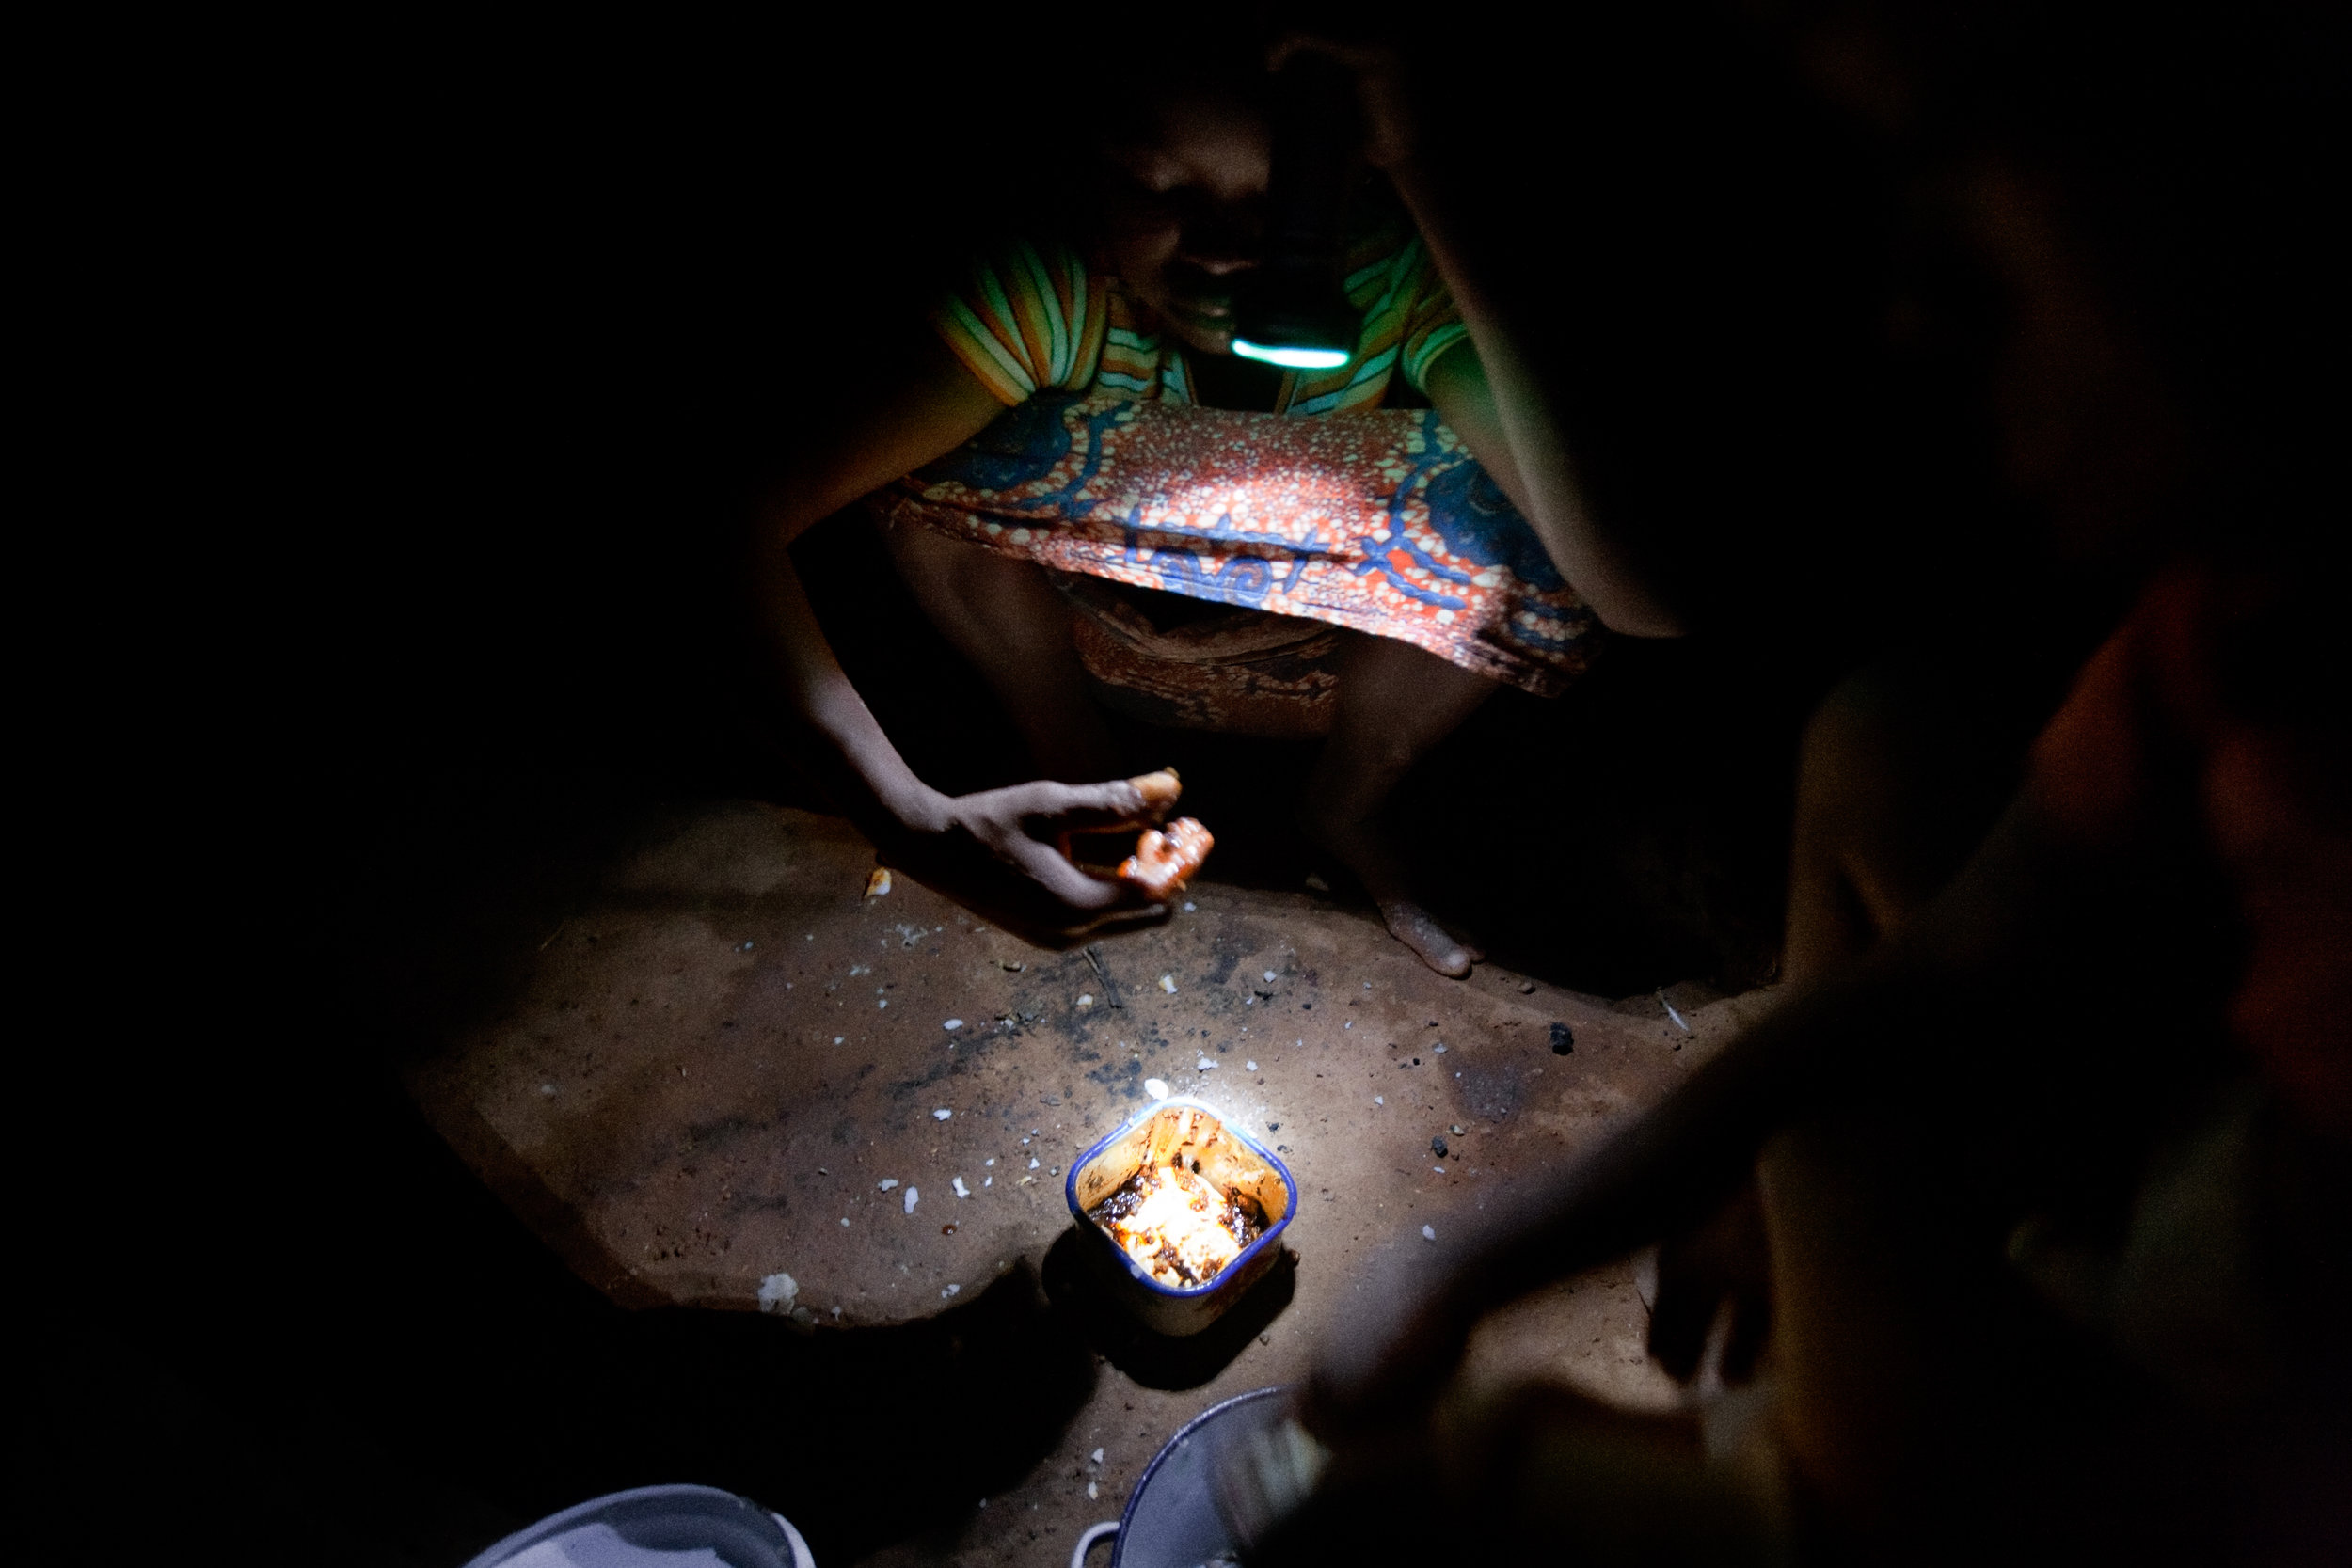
[1094,93,1271,354]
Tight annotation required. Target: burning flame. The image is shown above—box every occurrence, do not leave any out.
[1101,1161,1248,1288]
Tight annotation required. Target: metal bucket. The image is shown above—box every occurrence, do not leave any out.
[462,1483,817,1568]
[1065,1098,1296,1338]
[1073,1386,1292,1568]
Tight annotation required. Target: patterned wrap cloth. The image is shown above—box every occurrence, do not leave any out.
[871,389,1598,699]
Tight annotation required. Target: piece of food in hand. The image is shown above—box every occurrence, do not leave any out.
[1127,768,1184,816]
[1118,817,1214,900]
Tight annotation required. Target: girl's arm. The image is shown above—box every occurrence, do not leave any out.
[755,334,1002,827]
[755,333,1159,917]
[1288,39,1686,639]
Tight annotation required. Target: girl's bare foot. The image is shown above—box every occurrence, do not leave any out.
[1301,798,1481,977]
[1378,898,1480,977]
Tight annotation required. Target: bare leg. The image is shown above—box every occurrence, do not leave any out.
[1302,631,1500,976]
[880,520,1121,783]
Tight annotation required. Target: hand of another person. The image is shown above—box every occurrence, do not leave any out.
[1646,1182,1773,1386]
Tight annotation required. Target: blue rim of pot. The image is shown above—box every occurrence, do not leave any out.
[1064,1096,1297,1299]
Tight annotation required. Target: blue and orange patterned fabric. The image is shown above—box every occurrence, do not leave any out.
[911,214,1593,693]
[873,390,1597,696]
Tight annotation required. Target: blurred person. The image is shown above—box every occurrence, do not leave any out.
[1252,1,2346,1561]
[1269,554,2350,1565]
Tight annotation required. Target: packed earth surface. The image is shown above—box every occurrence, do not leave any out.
[408,801,1763,1567]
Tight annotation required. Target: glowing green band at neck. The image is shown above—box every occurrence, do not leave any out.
[1231,338,1352,371]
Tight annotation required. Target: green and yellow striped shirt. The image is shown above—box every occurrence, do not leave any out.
[933,223,1470,415]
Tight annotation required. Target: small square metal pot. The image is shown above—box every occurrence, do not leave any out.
[1066,1097,1296,1338]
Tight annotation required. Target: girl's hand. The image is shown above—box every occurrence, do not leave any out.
[1269,32,1422,172]
[886,776,1168,932]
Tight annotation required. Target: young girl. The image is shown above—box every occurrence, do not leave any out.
[753,34,1680,974]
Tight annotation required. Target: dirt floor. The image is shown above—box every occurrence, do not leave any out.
[404,799,1765,1566]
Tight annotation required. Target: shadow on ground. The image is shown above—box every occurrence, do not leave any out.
[75,1069,1102,1567]
[591,1272,1097,1561]
[1041,1227,1297,1391]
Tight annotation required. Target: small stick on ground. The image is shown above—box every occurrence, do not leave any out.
[1085,942,1124,1009]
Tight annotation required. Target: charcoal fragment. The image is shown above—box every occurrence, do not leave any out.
[1549,1022,1574,1055]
